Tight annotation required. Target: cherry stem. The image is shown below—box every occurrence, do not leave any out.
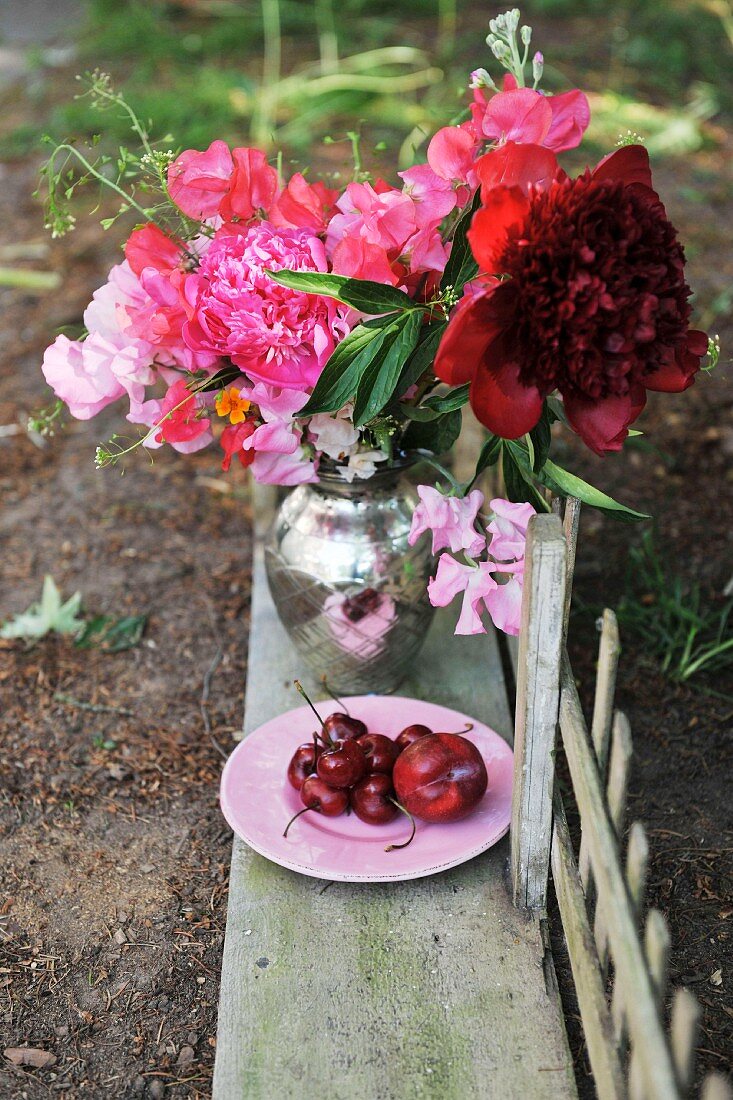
[385,799,417,852]
[321,674,349,714]
[294,679,326,728]
[283,804,314,838]
[455,722,474,734]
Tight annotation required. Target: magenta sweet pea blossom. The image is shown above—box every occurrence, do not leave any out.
[408,486,486,556]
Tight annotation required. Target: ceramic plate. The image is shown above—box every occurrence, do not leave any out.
[220,695,513,883]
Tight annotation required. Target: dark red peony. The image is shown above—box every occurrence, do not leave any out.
[435,143,708,454]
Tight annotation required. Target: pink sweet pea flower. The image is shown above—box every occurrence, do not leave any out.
[42,334,126,420]
[330,237,399,286]
[409,485,486,557]
[220,147,278,222]
[250,449,317,485]
[484,564,524,636]
[125,223,184,278]
[470,84,590,153]
[427,555,497,635]
[270,173,339,232]
[326,181,417,258]
[487,499,535,561]
[155,378,211,446]
[399,163,459,228]
[168,140,234,219]
[426,124,478,191]
[220,421,256,472]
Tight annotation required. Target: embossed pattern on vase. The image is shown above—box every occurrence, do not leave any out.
[265,466,435,694]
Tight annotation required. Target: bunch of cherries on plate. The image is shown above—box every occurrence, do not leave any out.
[284,681,489,852]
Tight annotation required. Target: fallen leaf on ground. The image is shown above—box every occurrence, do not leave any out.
[4,1047,57,1068]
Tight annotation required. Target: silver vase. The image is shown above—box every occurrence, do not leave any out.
[264,458,435,694]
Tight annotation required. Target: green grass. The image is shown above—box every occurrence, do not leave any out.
[5,0,729,167]
[617,531,733,694]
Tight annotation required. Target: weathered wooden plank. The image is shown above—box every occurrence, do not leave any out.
[214,487,575,1099]
[511,514,567,909]
[629,908,671,1097]
[561,497,581,637]
[613,823,650,1061]
[558,653,680,1099]
[551,793,626,1100]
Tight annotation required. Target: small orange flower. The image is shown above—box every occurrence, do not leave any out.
[216,386,251,425]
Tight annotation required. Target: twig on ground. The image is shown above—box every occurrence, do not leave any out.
[54,692,135,716]
[200,647,228,760]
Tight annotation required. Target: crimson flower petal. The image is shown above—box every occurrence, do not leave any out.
[434,288,503,386]
[470,333,544,439]
[593,145,653,189]
[468,186,530,273]
[563,386,647,455]
[645,329,707,392]
[476,142,560,197]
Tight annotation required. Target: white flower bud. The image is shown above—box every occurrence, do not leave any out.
[521,25,532,45]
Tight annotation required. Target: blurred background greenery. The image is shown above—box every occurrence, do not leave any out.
[3,0,731,173]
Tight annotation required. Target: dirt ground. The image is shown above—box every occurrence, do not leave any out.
[1,22,732,1100]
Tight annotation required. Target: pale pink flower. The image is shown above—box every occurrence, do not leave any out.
[399,163,458,228]
[42,335,126,420]
[183,222,347,390]
[241,383,308,457]
[251,448,317,485]
[309,405,359,461]
[327,181,418,256]
[337,448,388,482]
[484,566,524,636]
[409,486,486,557]
[427,555,498,635]
[487,498,535,562]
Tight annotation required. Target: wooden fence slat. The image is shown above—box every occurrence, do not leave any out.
[702,1074,733,1100]
[511,513,567,909]
[594,711,633,972]
[561,497,581,636]
[671,987,701,1093]
[551,793,626,1100]
[628,910,672,1096]
[579,610,621,891]
[558,653,680,1099]
[612,822,650,1051]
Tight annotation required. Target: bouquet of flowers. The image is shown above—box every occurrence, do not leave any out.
[38,9,714,638]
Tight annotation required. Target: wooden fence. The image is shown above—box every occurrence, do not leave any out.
[510,502,731,1100]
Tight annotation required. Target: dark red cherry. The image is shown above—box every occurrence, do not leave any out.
[356,733,399,775]
[323,712,367,742]
[316,739,367,788]
[287,743,319,791]
[395,723,432,753]
[283,776,348,837]
[342,588,381,622]
[350,773,398,825]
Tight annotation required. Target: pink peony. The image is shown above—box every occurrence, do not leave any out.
[183,222,346,390]
[408,485,486,557]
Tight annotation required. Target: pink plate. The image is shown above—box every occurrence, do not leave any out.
[220,695,514,883]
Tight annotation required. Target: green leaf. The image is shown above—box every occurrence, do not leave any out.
[402,383,471,422]
[353,310,423,426]
[502,444,549,512]
[198,364,243,392]
[403,408,462,455]
[298,317,395,417]
[75,614,147,652]
[440,189,481,297]
[0,575,84,640]
[267,270,414,314]
[538,459,649,521]
[529,405,552,472]
[393,322,447,399]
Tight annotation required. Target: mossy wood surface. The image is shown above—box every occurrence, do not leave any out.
[212,489,576,1099]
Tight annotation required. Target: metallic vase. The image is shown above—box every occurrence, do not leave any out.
[265,458,435,694]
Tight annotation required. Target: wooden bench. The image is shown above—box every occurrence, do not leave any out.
[213,486,732,1100]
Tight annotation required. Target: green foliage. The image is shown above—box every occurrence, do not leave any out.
[75,614,147,652]
[267,270,414,313]
[618,532,733,691]
[1,576,84,640]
